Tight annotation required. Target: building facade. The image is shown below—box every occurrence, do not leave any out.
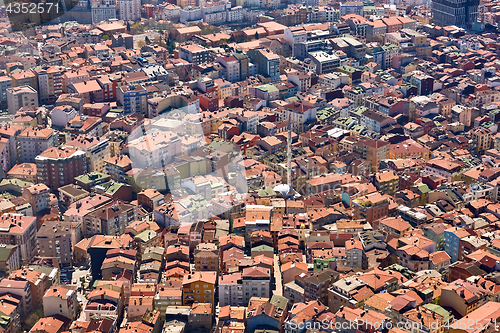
[35,147,88,190]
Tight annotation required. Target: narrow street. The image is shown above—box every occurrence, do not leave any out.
[71,267,90,321]
[272,255,282,296]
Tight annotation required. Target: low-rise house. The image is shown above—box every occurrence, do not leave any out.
[43,286,77,320]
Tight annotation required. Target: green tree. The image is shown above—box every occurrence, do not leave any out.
[156,30,164,44]
[137,39,146,48]
[255,31,259,40]
[102,34,109,40]
[22,308,44,331]
[166,37,175,53]
[127,21,131,32]
[198,22,220,35]
[132,22,144,34]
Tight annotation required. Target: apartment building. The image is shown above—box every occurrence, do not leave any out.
[182,271,217,306]
[62,70,90,93]
[43,285,77,320]
[65,116,103,139]
[36,221,81,267]
[327,276,367,313]
[248,48,280,79]
[65,136,111,173]
[0,245,21,275]
[17,128,57,163]
[50,105,77,128]
[35,147,87,190]
[219,272,243,307]
[91,3,117,24]
[215,56,241,83]
[105,155,132,182]
[352,138,390,172]
[303,269,338,306]
[85,200,138,236]
[0,74,12,109]
[10,268,48,309]
[0,214,37,263]
[179,45,209,65]
[242,266,270,305]
[0,279,32,316]
[7,86,38,114]
[22,183,50,214]
[34,67,63,104]
[117,85,147,115]
[352,192,390,223]
[154,282,182,312]
[345,239,368,269]
[283,101,317,133]
[431,0,479,27]
[194,249,218,271]
[84,289,121,321]
[117,0,140,20]
[471,127,492,154]
[11,71,37,90]
[137,189,164,211]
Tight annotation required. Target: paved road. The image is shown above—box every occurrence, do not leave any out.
[272,255,282,296]
[71,267,90,321]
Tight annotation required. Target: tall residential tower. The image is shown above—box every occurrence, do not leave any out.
[431,0,479,27]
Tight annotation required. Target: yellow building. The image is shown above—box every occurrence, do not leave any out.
[215,79,232,101]
[11,70,37,89]
[374,170,399,195]
[471,127,492,153]
[182,271,217,306]
[12,112,38,128]
[176,0,195,7]
[46,67,63,98]
[352,138,390,172]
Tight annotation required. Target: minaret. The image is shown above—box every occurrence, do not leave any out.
[287,115,292,186]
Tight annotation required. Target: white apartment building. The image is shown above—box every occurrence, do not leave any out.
[51,105,77,128]
[155,3,181,20]
[92,4,117,24]
[7,85,38,114]
[118,0,140,20]
[43,286,78,320]
[17,127,57,163]
[215,56,240,83]
[226,6,243,22]
[219,272,243,306]
[242,266,270,305]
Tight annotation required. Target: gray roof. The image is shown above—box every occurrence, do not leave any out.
[270,294,289,310]
[0,245,16,262]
